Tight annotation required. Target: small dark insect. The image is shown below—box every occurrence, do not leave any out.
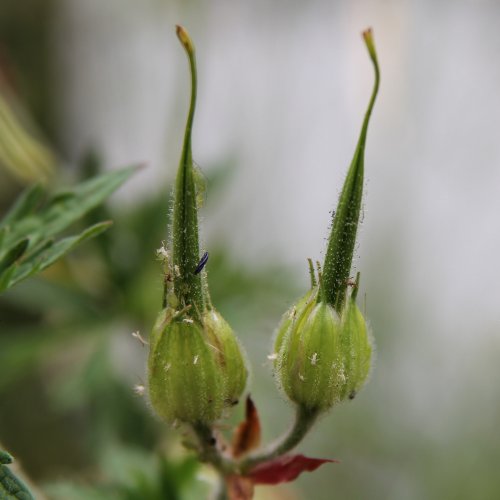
[194,251,209,274]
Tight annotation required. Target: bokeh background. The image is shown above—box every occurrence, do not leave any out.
[1,0,500,499]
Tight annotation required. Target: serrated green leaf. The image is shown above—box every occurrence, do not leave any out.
[0,452,35,500]
[2,166,136,249]
[2,222,111,292]
[0,166,136,293]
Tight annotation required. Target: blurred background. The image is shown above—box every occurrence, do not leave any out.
[1,0,500,498]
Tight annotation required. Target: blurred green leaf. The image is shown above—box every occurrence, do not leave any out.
[0,450,35,500]
[45,446,208,500]
[0,185,44,229]
[1,166,136,244]
[0,238,29,274]
[0,167,136,293]
[0,222,111,292]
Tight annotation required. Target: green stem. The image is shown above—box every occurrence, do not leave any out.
[320,29,380,312]
[191,422,234,475]
[170,25,204,318]
[191,405,318,478]
[238,405,319,472]
[215,478,229,500]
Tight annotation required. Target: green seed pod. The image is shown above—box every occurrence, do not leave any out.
[273,29,379,413]
[275,291,373,412]
[203,309,248,407]
[148,308,224,424]
[147,26,249,426]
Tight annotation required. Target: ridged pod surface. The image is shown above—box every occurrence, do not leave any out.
[273,289,316,357]
[274,291,372,411]
[203,309,248,407]
[148,309,224,424]
[339,300,372,400]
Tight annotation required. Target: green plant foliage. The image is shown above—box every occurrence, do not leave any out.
[0,450,34,500]
[45,446,208,500]
[0,167,136,292]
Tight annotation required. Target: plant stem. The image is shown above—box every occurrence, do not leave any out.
[192,406,318,472]
[191,422,234,474]
[190,407,318,500]
[238,405,319,472]
[215,477,229,500]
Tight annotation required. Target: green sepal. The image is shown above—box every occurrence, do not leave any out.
[273,288,317,361]
[203,309,248,407]
[338,297,372,401]
[277,301,342,412]
[321,29,380,312]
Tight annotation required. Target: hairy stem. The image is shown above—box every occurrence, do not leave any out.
[191,422,234,475]
[238,405,319,472]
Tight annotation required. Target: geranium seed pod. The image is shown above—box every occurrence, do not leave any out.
[148,309,225,424]
[274,293,373,411]
[273,29,379,413]
[147,26,249,426]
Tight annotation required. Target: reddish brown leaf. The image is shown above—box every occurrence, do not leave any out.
[226,475,255,500]
[231,396,261,458]
[247,454,339,485]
